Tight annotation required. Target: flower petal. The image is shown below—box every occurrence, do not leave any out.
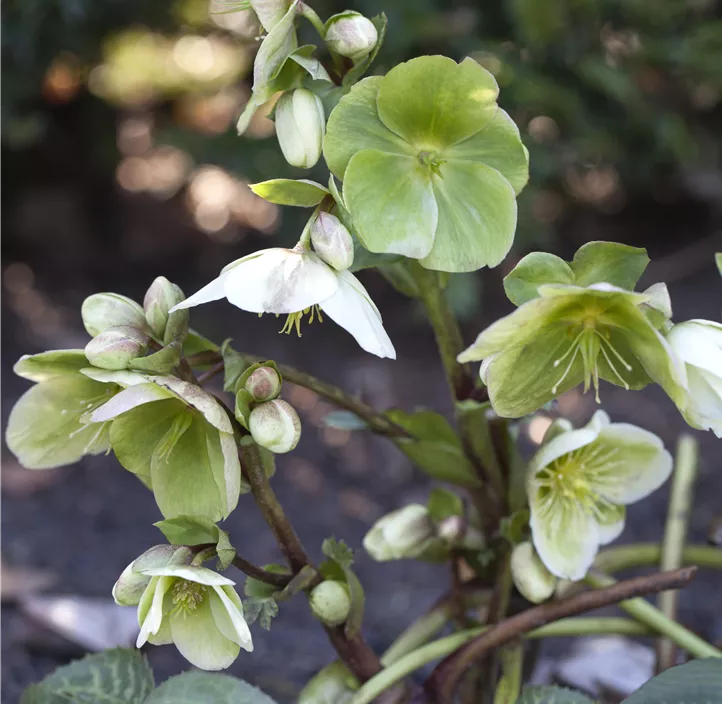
[142,564,236,586]
[137,576,173,647]
[223,249,338,314]
[667,320,722,377]
[529,479,600,580]
[319,270,396,359]
[529,427,599,475]
[683,366,722,437]
[588,424,673,505]
[210,586,254,652]
[169,595,240,670]
[171,273,229,312]
[88,383,175,422]
[151,376,233,433]
[596,504,626,546]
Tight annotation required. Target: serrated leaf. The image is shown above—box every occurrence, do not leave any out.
[322,538,354,569]
[145,671,279,704]
[243,596,279,630]
[320,538,364,637]
[324,410,369,430]
[515,685,596,704]
[22,648,153,704]
[622,658,722,704]
[221,339,248,392]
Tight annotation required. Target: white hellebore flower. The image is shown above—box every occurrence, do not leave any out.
[528,411,672,581]
[172,247,395,359]
[136,564,252,671]
[667,320,722,437]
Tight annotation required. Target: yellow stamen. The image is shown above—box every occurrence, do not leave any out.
[278,306,324,337]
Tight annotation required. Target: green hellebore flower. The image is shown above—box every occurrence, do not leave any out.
[458,282,688,418]
[363,504,440,561]
[527,411,672,580]
[86,374,243,521]
[136,564,253,671]
[323,55,529,272]
[5,350,124,469]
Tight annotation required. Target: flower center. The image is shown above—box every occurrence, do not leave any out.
[278,305,324,337]
[551,322,633,402]
[170,579,206,616]
[418,151,445,176]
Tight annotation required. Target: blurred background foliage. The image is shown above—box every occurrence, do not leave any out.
[2,0,721,320]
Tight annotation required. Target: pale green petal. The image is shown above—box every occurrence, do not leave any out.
[170,596,240,670]
[250,0,293,32]
[529,479,600,580]
[142,565,235,586]
[588,425,673,505]
[210,586,254,651]
[343,150,437,259]
[583,409,611,433]
[540,418,574,444]
[503,252,575,306]
[89,383,175,422]
[682,366,722,437]
[323,77,414,179]
[640,282,673,329]
[206,428,243,515]
[151,377,234,433]
[444,108,529,194]
[13,350,89,381]
[6,376,114,469]
[137,576,174,647]
[80,368,149,387]
[529,427,598,475]
[667,320,722,377]
[570,241,649,289]
[596,504,626,546]
[538,282,650,306]
[376,56,498,150]
[419,161,517,273]
[252,0,298,102]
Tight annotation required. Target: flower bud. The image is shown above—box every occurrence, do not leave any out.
[511,541,557,604]
[310,212,354,271]
[325,12,378,62]
[363,504,436,561]
[85,325,150,370]
[438,516,485,551]
[81,293,146,337]
[275,89,325,169]
[309,581,351,627]
[249,399,301,453]
[298,661,359,704]
[143,276,189,343]
[245,366,282,402]
[112,545,192,606]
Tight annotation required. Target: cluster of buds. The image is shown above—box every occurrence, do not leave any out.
[81,277,189,372]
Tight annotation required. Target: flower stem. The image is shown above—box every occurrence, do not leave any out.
[494,644,523,704]
[350,617,651,704]
[657,434,699,672]
[594,543,722,573]
[298,1,326,37]
[231,554,290,588]
[585,570,721,660]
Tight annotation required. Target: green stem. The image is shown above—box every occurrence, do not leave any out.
[349,618,651,704]
[494,644,523,704]
[584,571,722,660]
[657,435,699,672]
[298,1,326,37]
[594,544,722,573]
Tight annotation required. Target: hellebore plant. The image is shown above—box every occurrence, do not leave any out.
[8,2,722,702]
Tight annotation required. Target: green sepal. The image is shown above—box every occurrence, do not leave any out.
[235,360,283,394]
[321,538,364,638]
[249,178,329,207]
[499,508,531,545]
[386,409,480,487]
[341,13,387,87]
[183,329,220,357]
[154,515,236,570]
[235,389,254,429]
[570,241,649,289]
[129,342,182,374]
[427,488,464,522]
[503,252,574,306]
[13,349,90,381]
[221,339,248,392]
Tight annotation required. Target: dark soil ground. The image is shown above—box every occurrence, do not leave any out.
[3,182,722,702]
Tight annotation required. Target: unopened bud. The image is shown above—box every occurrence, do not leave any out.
[325,12,378,62]
[81,293,146,337]
[511,541,557,604]
[249,399,301,453]
[363,504,436,561]
[309,581,351,627]
[438,516,485,551]
[310,212,354,271]
[245,366,282,402]
[275,89,325,169]
[112,545,192,606]
[298,661,359,704]
[143,276,189,343]
[85,325,149,370]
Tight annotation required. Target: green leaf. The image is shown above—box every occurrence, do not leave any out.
[622,658,722,703]
[155,515,218,544]
[376,56,498,150]
[427,488,464,522]
[420,160,517,273]
[21,648,153,704]
[221,339,247,392]
[445,108,529,195]
[6,376,113,470]
[145,671,279,704]
[323,410,368,430]
[503,252,575,306]
[323,77,414,180]
[321,539,364,638]
[243,596,279,630]
[515,685,595,703]
[13,349,89,381]
[244,564,290,598]
[387,409,481,487]
[342,13,387,87]
[252,0,299,102]
[183,329,220,358]
[287,45,331,82]
[570,241,649,289]
[322,537,355,569]
[344,150,437,259]
[249,178,329,206]
[129,343,181,374]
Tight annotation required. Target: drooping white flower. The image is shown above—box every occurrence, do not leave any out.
[667,319,722,437]
[172,247,395,359]
[527,411,672,581]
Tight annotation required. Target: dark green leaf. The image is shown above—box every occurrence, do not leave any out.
[427,488,464,522]
[243,597,279,630]
[145,671,279,704]
[21,648,153,704]
[623,658,722,704]
[515,685,596,703]
[571,241,649,290]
